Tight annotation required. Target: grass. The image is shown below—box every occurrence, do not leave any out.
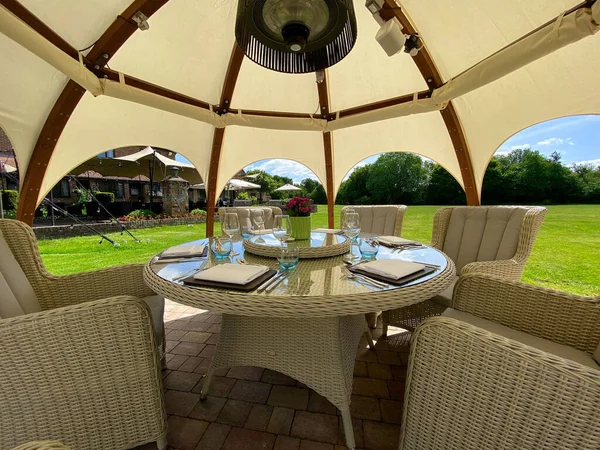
[37,205,600,295]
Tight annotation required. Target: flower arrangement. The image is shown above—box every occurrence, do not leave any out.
[286,196,311,217]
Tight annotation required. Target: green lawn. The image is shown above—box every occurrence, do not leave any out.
[38,205,600,295]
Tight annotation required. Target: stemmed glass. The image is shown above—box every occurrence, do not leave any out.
[221,213,240,256]
[253,216,266,243]
[341,212,361,260]
[273,215,292,246]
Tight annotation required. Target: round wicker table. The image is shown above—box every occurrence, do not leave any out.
[144,236,455,449]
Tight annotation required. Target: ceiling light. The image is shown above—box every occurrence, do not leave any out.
[235,0,357,73]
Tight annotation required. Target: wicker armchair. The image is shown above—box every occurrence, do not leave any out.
[340,205,407,237]
[12,442,71,450]
[383,205,546,332]
[218,206,283,235]
[399,274,600,450]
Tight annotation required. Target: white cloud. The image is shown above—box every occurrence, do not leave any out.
[496,144,530,155]
[536,137,573,147]
[571,158,600,167]
[245,159,318,184]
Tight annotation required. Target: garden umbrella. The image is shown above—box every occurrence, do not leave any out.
[275,184,301,192]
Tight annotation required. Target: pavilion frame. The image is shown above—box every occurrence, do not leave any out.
[6,0,488,227]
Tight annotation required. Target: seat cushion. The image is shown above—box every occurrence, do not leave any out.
[342,206,402,236]
[443,308,599,369]
[0,231,41,318]
[142,295,165,345]
[430,276,459,308]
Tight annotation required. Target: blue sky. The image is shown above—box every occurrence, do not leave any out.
[178,115,600,183]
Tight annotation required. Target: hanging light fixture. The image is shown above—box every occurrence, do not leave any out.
[235,0,357,74]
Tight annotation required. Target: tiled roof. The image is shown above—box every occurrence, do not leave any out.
[0,129,13,152]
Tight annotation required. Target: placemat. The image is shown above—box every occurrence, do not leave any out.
[182,269,277,291]
[349,265,436,286]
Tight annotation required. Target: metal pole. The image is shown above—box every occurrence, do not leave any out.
[149,152,156,212]
[49,189,55,226]
[0,172,4,219]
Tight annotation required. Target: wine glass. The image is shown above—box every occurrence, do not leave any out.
[273,215,292,246]
[342,212,361,241]
[221,213,240,255]
[252,216,266,243]
[241,218,254,239]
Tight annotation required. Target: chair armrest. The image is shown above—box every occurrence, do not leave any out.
[400,316,600,450]
[460,258,523,280]
[429,207,453,250]
[12,441,70,450]
[0,296,166,450]
[34,264,156,310]
[453,274,600,353]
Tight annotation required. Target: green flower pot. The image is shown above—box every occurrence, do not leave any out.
[289,215,311,240]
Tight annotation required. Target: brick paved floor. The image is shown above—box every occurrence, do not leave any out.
[138,300,412,450]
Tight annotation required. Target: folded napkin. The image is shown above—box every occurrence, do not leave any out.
[161,243,206,258]
[377,236,418,247]
[194,263,269,285]
[358,259,424,280]
[250,229,273,235]
[313,228,342,234]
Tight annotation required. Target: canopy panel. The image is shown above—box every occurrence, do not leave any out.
[402,0,582,81]
[110,0,237,105]
[41,93,214,202]
[332,111,461,198]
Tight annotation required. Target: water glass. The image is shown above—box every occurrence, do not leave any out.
[277,246,299,271]
[358,238,379,259]
[273,214,292,245]
[241,224,254,239]
[210,236,232,260]
[342,212,361,241]
[222,213,240,238]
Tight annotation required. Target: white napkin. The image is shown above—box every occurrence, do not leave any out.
[313,228,342,234]
[194,263,269,285]
[358,259,424,280]
[377,236,418,247]
[161,243,206,258]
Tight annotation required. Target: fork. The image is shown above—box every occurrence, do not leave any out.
[174,260,208,282]
[341,266,389,289]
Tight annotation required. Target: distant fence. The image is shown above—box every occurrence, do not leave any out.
[34,216,207,240]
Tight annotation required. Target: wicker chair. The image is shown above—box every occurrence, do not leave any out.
[399,274,600,450]
[218,206,283,235]
[383,205,546,332]
[12,442,71,450]
[0,219,167,449]
[340,205,407,237]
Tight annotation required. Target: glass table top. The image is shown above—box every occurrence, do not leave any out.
[247,232,347,248]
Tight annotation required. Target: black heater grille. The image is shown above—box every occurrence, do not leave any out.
[235,0,357,74]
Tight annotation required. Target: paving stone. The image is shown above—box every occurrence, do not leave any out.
[167,416,208,450]
[206,314,222,323]
[214,367,230,376]
[206,333,220,345]
[352,378,390,399]
[307,391,337,415]
[380,399,403,424]
[207,324,221,333]
[353,361,369,377]
[167,354,189,370]
[189,396,227,422]
[179,356,204,373]
[165,340,180,352]
[162,369,171,379]
[363,421,401,450]
[198,344,216,358]
[193,358,212,375]
[349,395,381,421]
[181,331,212,343]
[229,380,273,404]
[165,353,175,363]
[268,386,310,410]
[190,311,211,322]
[245,404,274,432]
[376,350,402,365]
[167,329,187,340]
[291,411,339,444]
[338,417,364,448]
[195,422,231,450]
[227,366,265,381]
[164,371,203,392]
[165,390,200,417]
[390,365,407,381]
[217,399,253,427]
[266,407,295,435]
[274,435,301,450]
[193,376,236,398]
[355,348,378,362]
[172,341,207,357]
[299,441,333,450]
[222,427,277,450]
[367,363,393,380]
[181,321,212,332]
[262,369,297,386]
[387,381,405,401]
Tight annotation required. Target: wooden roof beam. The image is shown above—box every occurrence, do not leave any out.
[317,70,335,228]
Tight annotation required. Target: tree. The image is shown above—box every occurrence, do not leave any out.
[336,164,372,205]
[366,153,431,204]
[427,165,466,205]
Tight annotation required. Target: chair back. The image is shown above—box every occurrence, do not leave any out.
[0,220,42,318]
[439,206,544,271]
[341,205,407,236]
[218,206,283,231]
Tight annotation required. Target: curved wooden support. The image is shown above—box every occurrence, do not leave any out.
[317,70,335,228]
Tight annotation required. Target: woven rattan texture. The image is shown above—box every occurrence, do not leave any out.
[340,205,407,237]
[399,316,600,450]
[145,246,455,318]
[11,442,71,450]
[0,297,167,450]
[243,233,351,258]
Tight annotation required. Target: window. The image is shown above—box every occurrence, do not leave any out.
[51,179,70,198]
[152,182,162,197]
[130,183,140,196]
[97,150,115,159]
[115,183,125,199]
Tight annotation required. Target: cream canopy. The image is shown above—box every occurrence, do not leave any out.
[1,0,599,231]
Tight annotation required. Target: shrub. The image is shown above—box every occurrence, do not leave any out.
[1,190,18,211]
[94,191,114,203]
[128,209,157,219]
[3,210,16,219]
[190,208,207,216]
[236,191,250,200]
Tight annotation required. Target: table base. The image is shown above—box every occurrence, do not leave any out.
[200,314,368,449]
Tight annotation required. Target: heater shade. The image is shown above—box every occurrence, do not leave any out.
[235,0,357,73]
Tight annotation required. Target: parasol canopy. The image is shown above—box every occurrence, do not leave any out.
[275,183,302,192]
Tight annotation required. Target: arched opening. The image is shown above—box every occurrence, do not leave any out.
[483,115,600,205]
[0,127,19,218]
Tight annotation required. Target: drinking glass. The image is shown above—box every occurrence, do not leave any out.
[210,236,232,260]
[221,213,240,255]
[358,238,379,259]
[278,246,299,271]
[253,216,266,243]
[273,214,292,246]
[241,221,254,239]
[342,212,361,241]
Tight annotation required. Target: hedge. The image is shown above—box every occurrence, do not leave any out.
[1,190,18,211]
